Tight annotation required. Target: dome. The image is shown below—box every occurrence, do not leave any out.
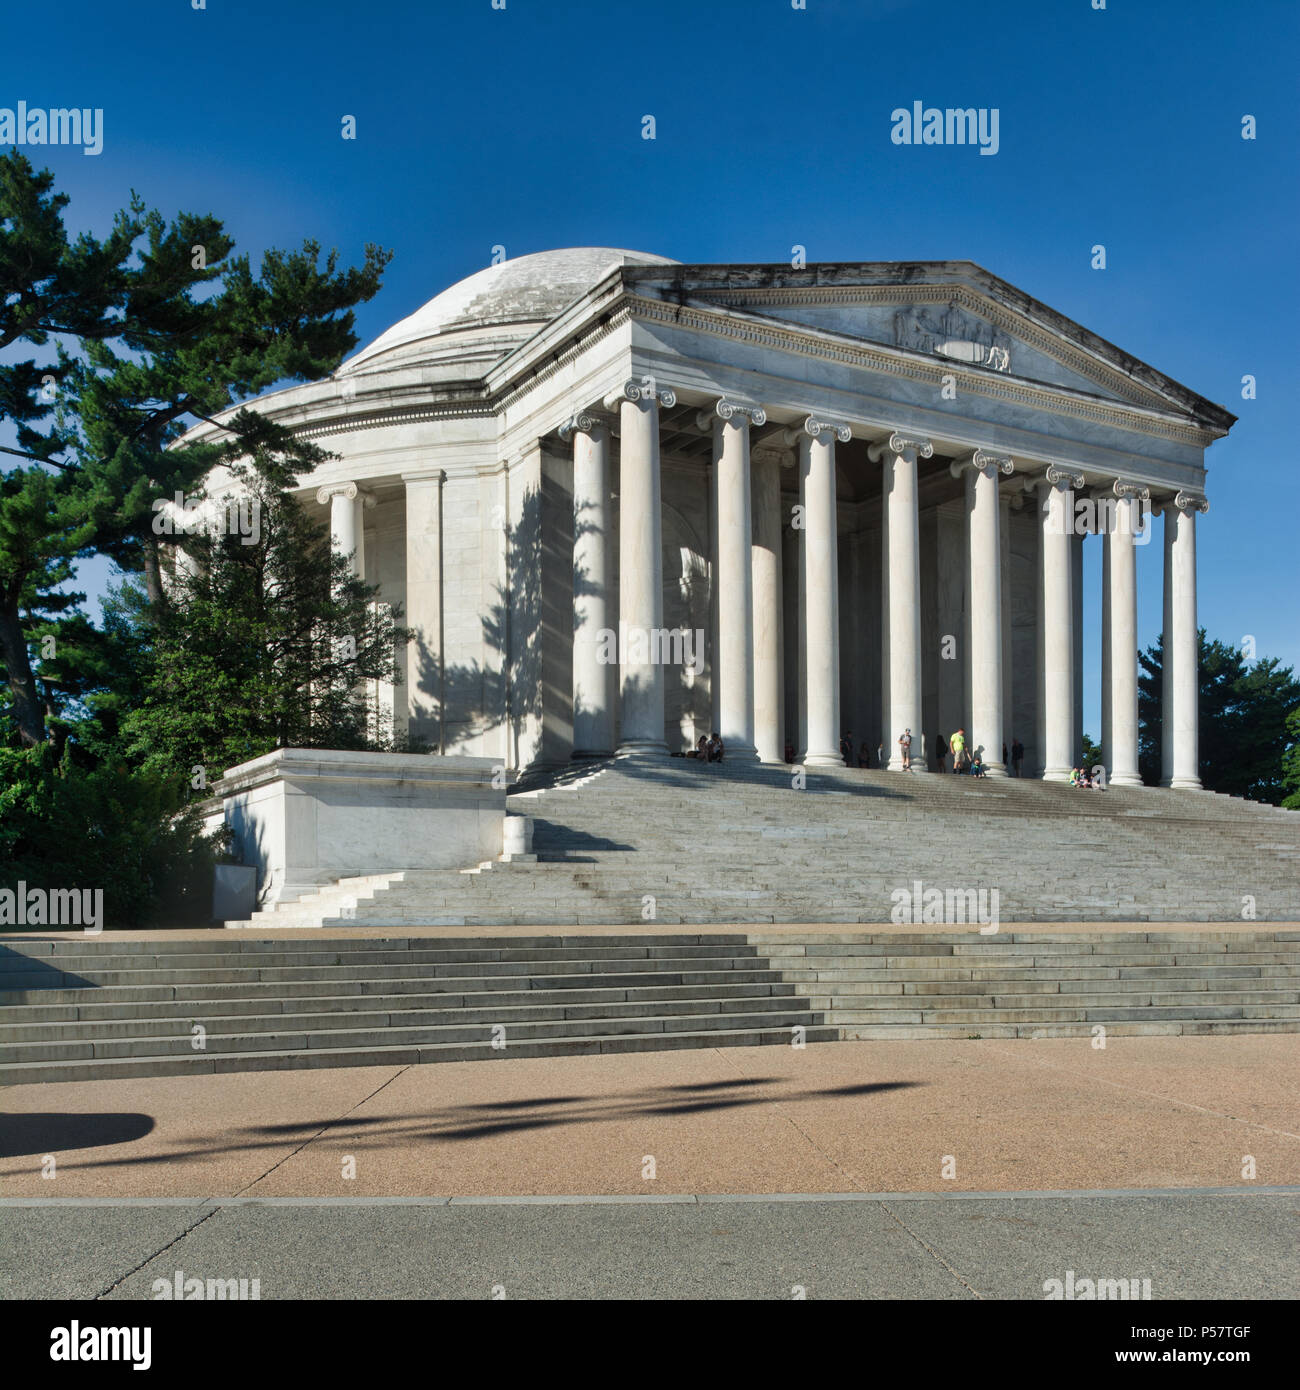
[340,247,677,375]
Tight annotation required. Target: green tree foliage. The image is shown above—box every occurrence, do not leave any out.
[1281,709,1300,810]
[121,466,410,787]
[0,744,225,928]
[1,149,391,746]
[1139,631,1300,804]
[0,151,140,745]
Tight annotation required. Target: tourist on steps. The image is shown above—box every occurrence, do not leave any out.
[707,732,725,763]
[840,730,854,765]
[898,728,913,770]
[950,728,968,773]
[1011,737,1024,777]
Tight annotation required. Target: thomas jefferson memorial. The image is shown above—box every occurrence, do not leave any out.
[191,248,1232,787]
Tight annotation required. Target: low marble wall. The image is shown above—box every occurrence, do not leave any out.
[205,749,505,907]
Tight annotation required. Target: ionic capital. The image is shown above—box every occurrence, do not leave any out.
[1041,465,1085,491]
[804,415,854,444]
[559,411,609,442]
[695,398,767,432]
[1173,490,1210,515]
[950,449,1015,480]
[868,431,933,462]
[604,377,676,411]
[1111,478,1150,502]
[317,482,375,510]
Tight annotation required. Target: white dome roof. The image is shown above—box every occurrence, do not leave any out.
[340,247,676,375]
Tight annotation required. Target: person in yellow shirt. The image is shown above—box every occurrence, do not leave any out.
[950,728,967,773]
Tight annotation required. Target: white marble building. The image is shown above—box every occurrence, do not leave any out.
[184,248,1232,786]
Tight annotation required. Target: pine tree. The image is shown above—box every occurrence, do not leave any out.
[121,465,410,789]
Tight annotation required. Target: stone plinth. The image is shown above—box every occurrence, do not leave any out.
[208,748,505,907]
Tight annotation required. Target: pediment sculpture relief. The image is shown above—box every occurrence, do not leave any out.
[893,300,1012,372]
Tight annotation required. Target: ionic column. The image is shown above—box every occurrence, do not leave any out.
[606,378,674,756]
[870,431,933,771]
[1101,514,1112,774]
[789,415,851,766]
[751,446,787,763]
[1037,465,1083,781]
[317,481,371,580]
[560,412,614,757]
[952,449,1014,776]
[1107,480,1149,787]
[402,470,446,751]
[1163,491,1208,789]
[700,400,765,761]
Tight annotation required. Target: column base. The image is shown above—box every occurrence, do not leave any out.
[887,758,930,773]
[1165,776,1204,791]
[1109,771,1143,788]
[616,741,670,760]
[982,762,1008,778]
[719,743,760,763]
[804,751,845,768]
[572,749,615,761]
[1042,767,1073,783]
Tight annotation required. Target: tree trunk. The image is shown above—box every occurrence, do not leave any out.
[142,532,166,614]
[0,600,45,746]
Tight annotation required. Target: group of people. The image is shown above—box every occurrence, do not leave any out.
[689,732,726,763]
[1069,766,1106,790]
[917,730,1029,777]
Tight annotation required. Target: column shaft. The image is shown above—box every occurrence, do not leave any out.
[884,446,924,770]
[403,473,445,751]
[1109,494,1142,786]
[1161,507,1175,783]
[968,465,1006,775]
[1167,501,1202,788]
[1101,522,1112,774]
[802,432,841,765]
[570,423,613,756]
[1039,479,1075,780]
[751,450,784,763]
[714,417,757,759]
[617,392,667,755]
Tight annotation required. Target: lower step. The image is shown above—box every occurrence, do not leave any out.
[0,1024,841,1085]
[838,1019,1300,1039]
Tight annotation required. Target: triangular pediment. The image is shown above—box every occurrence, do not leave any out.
[728,293,1138,403]
[617,261,1233,434]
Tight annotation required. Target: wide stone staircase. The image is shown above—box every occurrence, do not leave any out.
[2,929,1298,1085]
[764,931,1300,1039]
[227,758,1300,928]
[0,935,837,1085]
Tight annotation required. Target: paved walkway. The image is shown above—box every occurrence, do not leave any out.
[2,1035,1296,1198]
[5,1190,1297,1300]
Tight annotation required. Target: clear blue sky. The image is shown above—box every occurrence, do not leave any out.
[5,0,1297,736]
